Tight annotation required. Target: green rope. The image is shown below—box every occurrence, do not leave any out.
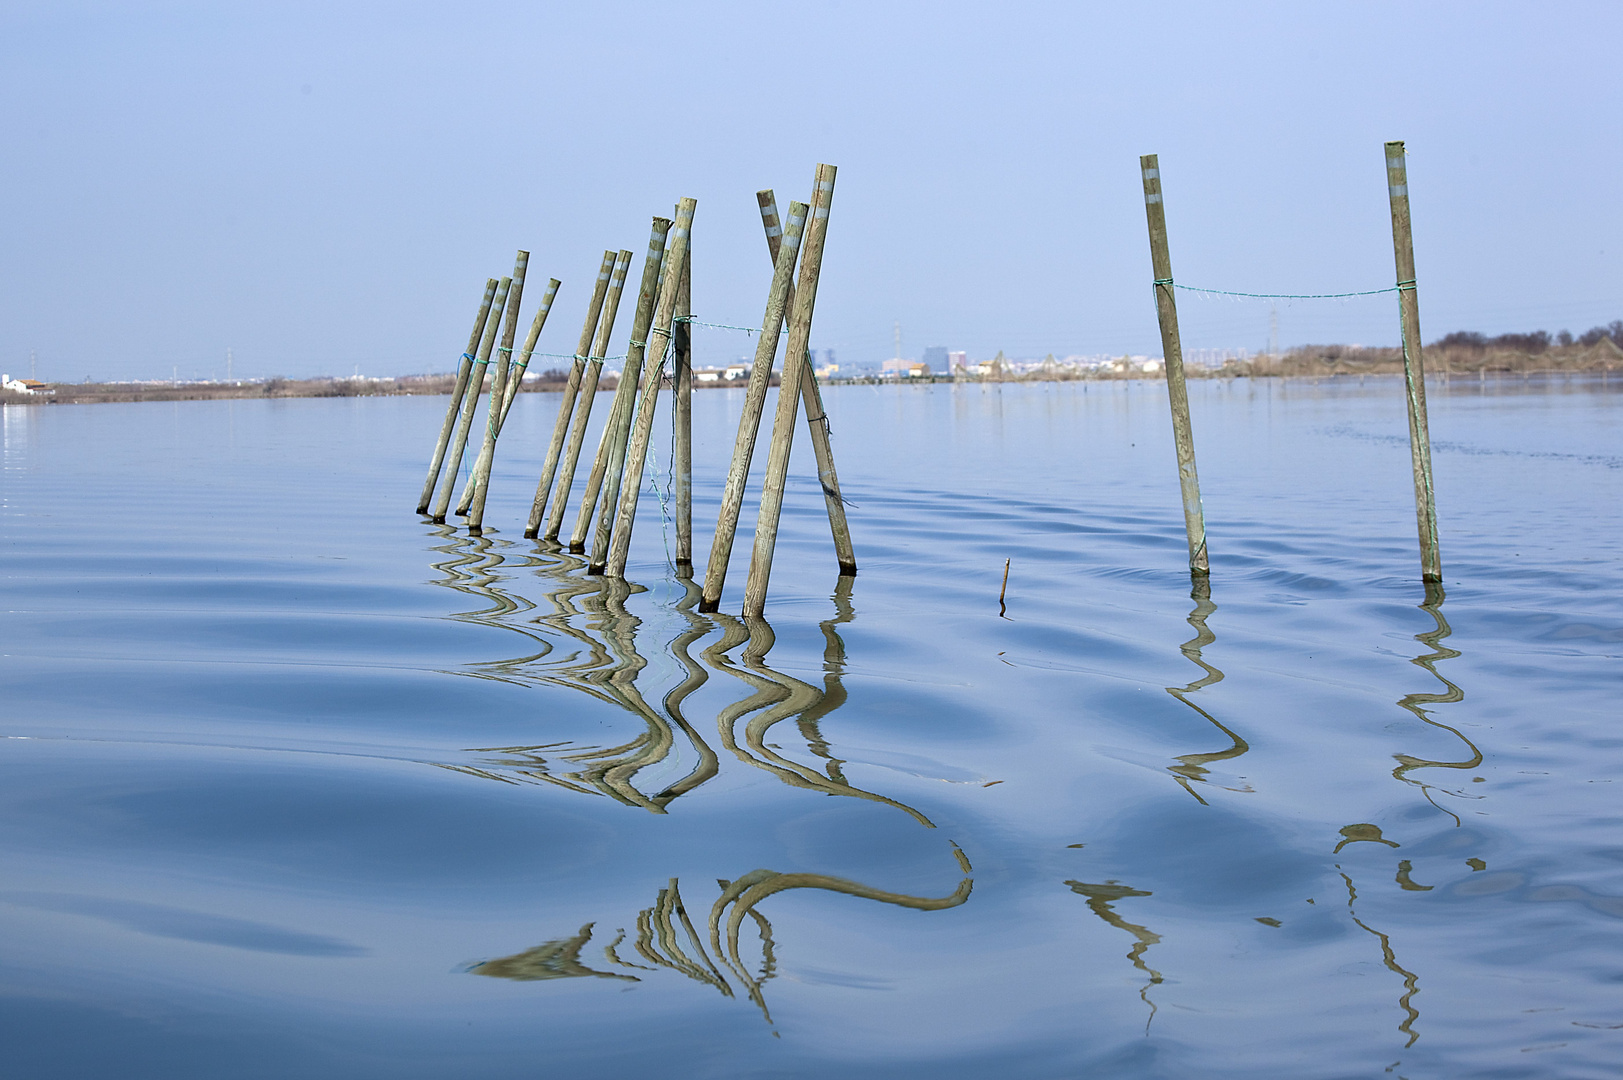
[526,351,627,363]
[674,315,761,335]
[1171,282,1400,299]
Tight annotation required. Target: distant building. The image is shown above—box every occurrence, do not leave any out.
[2,375,49,395]
[906,362,930,378]
[695,368,724,383]
[880,358,912,375]
[815,363,838,379]
[922,346,948,372]
[724,363,749,381]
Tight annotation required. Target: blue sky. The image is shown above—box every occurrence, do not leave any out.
[2,1,1618,379]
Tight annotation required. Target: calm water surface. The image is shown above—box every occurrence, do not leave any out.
[2,377,1620,1078]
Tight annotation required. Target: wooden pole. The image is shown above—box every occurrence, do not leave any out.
[458,250,529,517]
[697,200,807,611]
[467,266,554,533]
[755,190,856,575]
[1139,154,1210,576]
[570,222,673,551]
[418,278,496,514]
[429,275,510,522]
[542,249,633,540]
[741,164,835,617]
[673,242,694,575]
[524,251,615,539]
[602,197,697,577]
[499,277,561,427]
[1385,140,1442,583]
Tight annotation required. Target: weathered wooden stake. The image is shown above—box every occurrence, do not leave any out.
[1140,154,1210,576]
[1385,140,1442,583]
[524,252,616,538]
[499,277,561,427]
[542,249,633,541]
[673,242,693,575]
[467,265,555,534]
[755,190,856,575]
[697,200,807,611]
[602,197,697,577]
[572,222,672,552]
[459,250,529,518]
[418,278,497,514]
[429,275,510,522]
[741,164,835,617]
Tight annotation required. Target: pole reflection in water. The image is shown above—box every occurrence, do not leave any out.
[1164,579,1250,803]
[1391,583,1481,824]
[422,534,972,1020]
[1329,582,1477,1053]
[1342,873,1421,1048]
[1063,879,1163,1031]
[470,864,974,1025]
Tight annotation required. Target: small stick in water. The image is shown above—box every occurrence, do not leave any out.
[999,558,1010,616]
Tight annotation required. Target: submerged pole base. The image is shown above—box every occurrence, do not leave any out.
[415,504,430,515]
[431,515,446,524]
[522,528,538,540]
[838,561,857,577]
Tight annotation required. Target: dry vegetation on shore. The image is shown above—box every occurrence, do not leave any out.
[7,324,1620,405]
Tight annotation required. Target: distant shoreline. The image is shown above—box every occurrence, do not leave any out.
[4,344,1617,407]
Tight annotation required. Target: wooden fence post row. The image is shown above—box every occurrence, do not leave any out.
[1138,144,1441,585]
[742,163,838,618]
[417,278,497,514]
[525,251,616,538]
[576,221,673,554]
[418,166,855,618]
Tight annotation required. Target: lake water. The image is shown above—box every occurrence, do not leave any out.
[3,375,1620,1078]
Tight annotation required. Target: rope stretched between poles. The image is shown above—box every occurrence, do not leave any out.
[1161,280,1403,300]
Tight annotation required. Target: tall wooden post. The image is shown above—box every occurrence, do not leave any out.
[543,249,632,540]
[418,278,497,514]
[571,222,672,551]
[698,200,807,611]
[459,250,529,517]
[525,252,615,538]
[602,197,697,578]
[430,275,510,523]
[756,190,856,575]
[1385,141,1442,583]
[673,243,694,575]
[1140,154,1210,576]
[499,277,561,427]
[742,164,835,617]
